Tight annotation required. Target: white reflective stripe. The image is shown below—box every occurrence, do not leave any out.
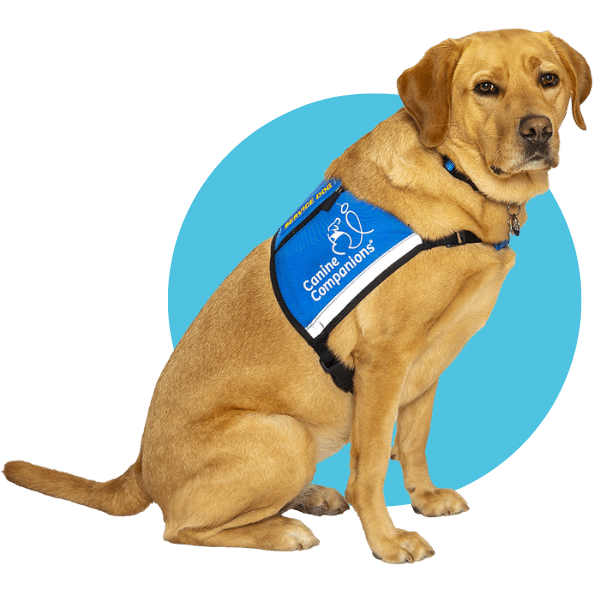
[305,232,423,338]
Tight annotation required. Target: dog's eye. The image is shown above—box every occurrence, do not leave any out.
[540,73,560,88]
[474,81,499,95]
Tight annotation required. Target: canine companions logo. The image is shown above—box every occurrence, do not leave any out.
[272,179,422,339]
[303,204,376,303]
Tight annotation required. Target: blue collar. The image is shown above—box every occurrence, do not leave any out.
[441,155,511,251]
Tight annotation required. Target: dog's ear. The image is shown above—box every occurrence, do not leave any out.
[546,33,592,130]
[397,39,464,147]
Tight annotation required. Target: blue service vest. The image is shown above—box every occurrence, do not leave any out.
[270,179,425,346]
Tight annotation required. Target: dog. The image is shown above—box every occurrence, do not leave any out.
[4,29,591,563]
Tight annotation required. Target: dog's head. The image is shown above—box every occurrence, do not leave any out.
[398,29,591,200]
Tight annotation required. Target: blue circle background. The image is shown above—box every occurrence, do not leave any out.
[168,94,580,506]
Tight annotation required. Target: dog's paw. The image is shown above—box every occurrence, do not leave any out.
[290,484,350,516]
[277,518,321,551]
[371,530,435,564]
[410,488,469,517]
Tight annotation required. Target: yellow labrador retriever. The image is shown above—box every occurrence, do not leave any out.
[4,29,591,563]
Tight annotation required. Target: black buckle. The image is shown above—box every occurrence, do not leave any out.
[319,358,354,393]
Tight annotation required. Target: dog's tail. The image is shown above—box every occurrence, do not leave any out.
[3,453,152,516]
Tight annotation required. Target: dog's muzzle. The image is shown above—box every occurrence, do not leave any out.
[518,115,556,168]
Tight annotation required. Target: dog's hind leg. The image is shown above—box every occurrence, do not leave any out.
[168,514,320,551]
[157,412,321,551]
[284,483,350,516]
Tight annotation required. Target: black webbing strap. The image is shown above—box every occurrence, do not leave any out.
[313,339,355,394]
[422,230,483,250]
[313,229,483,394]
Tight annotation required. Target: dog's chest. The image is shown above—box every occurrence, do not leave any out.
[400,248,515,402]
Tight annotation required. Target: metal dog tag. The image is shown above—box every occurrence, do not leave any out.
[508,205,521,237]
[510,214,520,236]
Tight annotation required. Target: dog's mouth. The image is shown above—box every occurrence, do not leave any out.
[490,150,556,176]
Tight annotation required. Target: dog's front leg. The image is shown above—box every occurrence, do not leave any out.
[345,345,435,564]
[392,380,470,517]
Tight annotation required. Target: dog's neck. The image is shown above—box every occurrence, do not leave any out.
[439,154,530,240]
[439,155,481,193]
[437,141,550,205]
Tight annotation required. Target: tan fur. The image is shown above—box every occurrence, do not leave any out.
[3,29,591,563]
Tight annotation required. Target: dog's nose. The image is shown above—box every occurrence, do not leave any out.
[519,115,553,144]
